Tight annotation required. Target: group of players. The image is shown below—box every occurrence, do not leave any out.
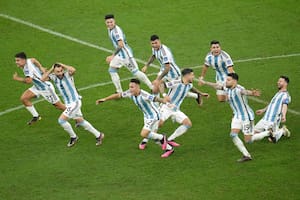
[12,14,291,162]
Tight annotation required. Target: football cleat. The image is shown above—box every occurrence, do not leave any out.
[268,128,277,143]
[67,136,78,147]
[196,93,202,106]
[27,116,41,125]
[161,134,167,150]
[96,133,105,146]
[139,142,147,150]
[282,125,291,138]
[161,149,174,158]
[167,140,180,147]
[237,155,252,163]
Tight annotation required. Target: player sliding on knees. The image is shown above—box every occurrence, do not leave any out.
[96,78,175,158]
[141,35,201,104]
[104,14,153,93]
[42,63,104,147]
[13,52,65,125]
[200,73,271,162]
[139,68,210,150]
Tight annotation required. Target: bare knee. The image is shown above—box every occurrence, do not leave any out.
[182,118,192,127]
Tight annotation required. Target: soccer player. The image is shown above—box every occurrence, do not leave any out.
[139,68,210,150]
[42,63,104,147]
[200,73,270,162]
[95,78,174,158]
[13,52,65,125]
[104,14,153,93]
[255,76,291,143]
[198,40,235,102]
[141,35,201,104]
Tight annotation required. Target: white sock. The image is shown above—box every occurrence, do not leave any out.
[141,138,149,143]
[134,70,153,90]
[79,120,101,138]
[168,125,190,141]
[147,132,163,140]
[275,129,284,142]
[186,92,197,99]
[251,131,270,142]
[231,133,251,157]
[59,120,77,138]
[109,72,122,93]
[26,106,39,117]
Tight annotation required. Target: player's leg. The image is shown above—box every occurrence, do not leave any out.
[128,58,153,90]
[40,84,66,111]
[108,56,123,93]
[21,88,41,125]
[273,125,290,142]
[250,120,272,142]
[58,113,78,147]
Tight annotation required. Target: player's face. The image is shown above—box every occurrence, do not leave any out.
[225,76,235,88]
[210,44,221,56]
[105,18,115,30]
[15,58,26,68]
[129,82,140,95]
[185,72,195,83]
[151,39,161,50]
[53,67,64,79]
[277,78,287,90]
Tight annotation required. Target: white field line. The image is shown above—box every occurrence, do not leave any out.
[0,13,299,116]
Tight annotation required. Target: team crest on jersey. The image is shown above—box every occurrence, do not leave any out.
[163,57,168,62]
[227,60,232,65]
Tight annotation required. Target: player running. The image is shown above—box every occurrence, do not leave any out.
[13,52,65,125]
[42,63,104,147]
[96,78,175,158]
[104,14,153,93]
[200,73,272,162]
[141,35,201,104]
[255,75,291,143]
[139,68,209,150]
[198,40,235,102]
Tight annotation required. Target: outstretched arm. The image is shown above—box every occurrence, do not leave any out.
[96,93,122,105]
[240,89,261,97]
[199,79,223,90]
[256,106,268,115]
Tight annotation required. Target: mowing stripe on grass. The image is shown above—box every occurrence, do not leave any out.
[0,13,299,116]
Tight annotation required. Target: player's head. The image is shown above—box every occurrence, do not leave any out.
[104,14,115,30]
[15,52,27,68]
[150,34,161,50]
[129,78,141,95]
[277,75,289,90]
[181,68,194,83]
[226,73,239,88]
[52,63,64,78]
[210,40,221,56]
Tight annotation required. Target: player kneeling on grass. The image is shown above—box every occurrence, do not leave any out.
[42,63,104,147]
[96,78,174,158]
[200,73,272,162]
[139,68,209,150]
[254,75,291,143]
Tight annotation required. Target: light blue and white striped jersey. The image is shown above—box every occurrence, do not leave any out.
[166,79,193,110]
[152,44,181,80]
[204,50,234,82]
[23,59,51,91]
[122,89,160,120]
[263,91,291,123]
[108,25,133,59]
[49,71,80,105]
[225,85,255,121]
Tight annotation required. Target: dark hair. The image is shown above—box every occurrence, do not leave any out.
[53,63,61,68]
[181,68,193,76]
[280,75,289,84]
[227,73,239,81]
[150,35,159,41]
[105,14,114,20]
[210,40,220,46]
[15,52,27,59]
[130,78,140,85]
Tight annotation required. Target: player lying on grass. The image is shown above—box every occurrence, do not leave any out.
[13,52,65,125]
[139,68,209,150]
[96,78,175,158]
[141,34,201,105]
[42,63,104,147]
[200,73,273,162]
[254,75,291,143]
[104,14,153,93]
[198,40,235,102]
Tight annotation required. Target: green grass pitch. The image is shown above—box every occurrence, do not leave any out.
[0,0,299,199]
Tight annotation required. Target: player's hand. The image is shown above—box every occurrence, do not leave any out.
[96,99,106,105]
[13,72,18,80]
[106,55,114,64]
[162,95,171,103]
[201,92,210,98]
[255,109,264,115]
[141,66,148,73]
[198,78,205,86]
[281,116,286,123]
[251,89,261,97]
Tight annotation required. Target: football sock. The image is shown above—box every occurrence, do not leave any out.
[275,129,284,142]
[168,125,190,141]
[109,71,122,93]
[26,105,39,117]
[141,138,149,143]
[79,120,101,138]
[58,119,77,138]
[134,70,153,90]
[251,131,270,142]
[147,132,163,140]
[186,92,197,99]
[230,133,251,157]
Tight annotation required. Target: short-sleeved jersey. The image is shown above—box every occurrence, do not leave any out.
[263,91,291,123]
[121,89,160,120]
[204,50,234,82]
[49,71,80,105]
[225,85,255,121]
[165,80,193,110]
[152,44,181,80]
[108,25,133,59]
[23,59,51,91]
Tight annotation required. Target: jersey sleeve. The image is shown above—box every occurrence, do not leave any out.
[23,66,33,78]
[121,90,132,98]
[223,51,234,67]
[165,79,181,89]
[204,54,211,67]
[161,47,172,64]
[282,94,291,105]
[48,73,56,81]
[141,90,155,102]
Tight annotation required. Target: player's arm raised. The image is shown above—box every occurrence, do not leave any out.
[41,64,55,81]
[96,93,122,105]
[58,63,76,75]
[142,55,155,73]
